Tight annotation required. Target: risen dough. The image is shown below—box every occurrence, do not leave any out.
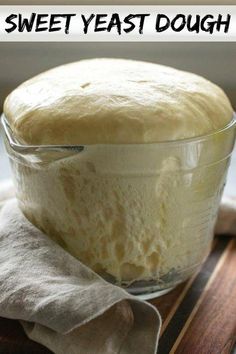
[4,58,233,145]
[3,59,235,289]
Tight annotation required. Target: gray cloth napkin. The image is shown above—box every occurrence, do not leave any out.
[215,195,236,235]
[0,196,161,354]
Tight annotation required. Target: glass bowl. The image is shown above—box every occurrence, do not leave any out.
[1,114,236,299]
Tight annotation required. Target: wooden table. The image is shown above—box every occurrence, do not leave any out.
[0,235,236,354]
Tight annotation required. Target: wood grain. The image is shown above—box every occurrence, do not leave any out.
[173,239,236,354]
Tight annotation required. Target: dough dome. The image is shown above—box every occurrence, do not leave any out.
[4,58,233,145]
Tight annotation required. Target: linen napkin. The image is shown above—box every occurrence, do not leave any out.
[0,183,161,354]
[215,195,236,235]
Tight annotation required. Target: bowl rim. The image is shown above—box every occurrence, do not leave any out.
[1,113,236,155]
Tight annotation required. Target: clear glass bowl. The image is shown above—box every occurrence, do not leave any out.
[1,114,236,299]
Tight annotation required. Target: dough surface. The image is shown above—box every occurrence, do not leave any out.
[4,58,233,145]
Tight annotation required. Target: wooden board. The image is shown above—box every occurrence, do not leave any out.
[153,236,236,354]
[0,235,236,354]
